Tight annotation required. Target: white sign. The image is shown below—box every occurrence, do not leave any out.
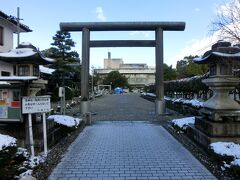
[22,96,51,114]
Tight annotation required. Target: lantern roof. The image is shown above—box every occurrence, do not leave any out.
[194,41,240,64]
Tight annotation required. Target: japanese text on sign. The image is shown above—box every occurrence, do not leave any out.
[22,96,51,114]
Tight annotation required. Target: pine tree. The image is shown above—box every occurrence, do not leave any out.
[42,31,81,100]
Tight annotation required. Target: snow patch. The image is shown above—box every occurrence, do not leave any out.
[210,142,240,167]
[166,97,204,108]
[210,142,240,159]
[47,115,82,127]
[172,117,195,128]
[0,134,16,150]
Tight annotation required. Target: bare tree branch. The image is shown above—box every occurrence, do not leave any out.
[211,0,240,43]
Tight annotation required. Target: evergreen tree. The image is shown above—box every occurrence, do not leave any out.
[163,63,177,81]
[103,71,128,89]
[42,31,81,100]
[176,55,208,78]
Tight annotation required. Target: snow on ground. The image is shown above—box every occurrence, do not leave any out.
[0,134,16,150]
[210,142,240,159]
[17,148,46,179]
[47,115,82,127]
[170,97,204,108]
[210,142,240,167]
[182,99,204,108]
[172,117,195,128]
[142,93,204,108]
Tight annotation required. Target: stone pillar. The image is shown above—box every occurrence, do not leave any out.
[155,27,165,115]
[81,28,90,114]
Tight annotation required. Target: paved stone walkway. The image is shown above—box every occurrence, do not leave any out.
[49,121,216,180]
[91,94,155,121]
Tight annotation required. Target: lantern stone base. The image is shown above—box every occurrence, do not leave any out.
[187,124,240,147]
[187,117,240,147]
[200,108,240,121]
[195,117,240,136]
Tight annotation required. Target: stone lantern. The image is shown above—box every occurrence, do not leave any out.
[188,41,240,147]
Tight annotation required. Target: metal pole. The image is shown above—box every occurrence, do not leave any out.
[17,7,20,46]
[42,113,47,155]
[81,28,90,114]
[155,27,165,115]
[28,113,35,157]
[63,87,66,115]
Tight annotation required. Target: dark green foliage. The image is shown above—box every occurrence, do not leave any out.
[164,74,209,99]
[163,63,177,81]
[103,71,128,89]
[65,87,74,100]
[176,55,208,78]
[0,146,19,180]
[42,31,81,99]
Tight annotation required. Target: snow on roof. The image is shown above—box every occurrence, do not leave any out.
[39,65,55,75]
[0,76,38,81]
[0,48,55,64]
[0,48,36,58]
[194,51,240,63]
[0,11,32,32]
[47,115,82,127]
[0,134,17,151]
[0,81,10,85]
[172,117,195,128]
[20,42,32,46]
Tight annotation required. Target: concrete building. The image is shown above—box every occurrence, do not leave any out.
[0,10,32,53]
[104,52,123,69]
[95,52,155,89]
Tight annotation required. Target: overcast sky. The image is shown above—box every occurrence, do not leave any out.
[2,0,226,68]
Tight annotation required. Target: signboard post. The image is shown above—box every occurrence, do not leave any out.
[22,96,51,156]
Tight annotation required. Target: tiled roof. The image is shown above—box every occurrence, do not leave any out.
[0,10,32,32]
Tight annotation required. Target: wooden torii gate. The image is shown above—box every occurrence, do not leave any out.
[60,22,185,116]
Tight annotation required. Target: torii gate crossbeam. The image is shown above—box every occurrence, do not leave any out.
[60,21,185,117]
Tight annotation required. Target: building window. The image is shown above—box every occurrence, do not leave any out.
[13,90,20,101]
[33,65,39,76]
[13,66,16,75]
[0,26,3,46]
[1,71,10,76]
[18,65,30,76]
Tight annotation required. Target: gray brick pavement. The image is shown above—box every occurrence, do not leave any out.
[49,121,216,180]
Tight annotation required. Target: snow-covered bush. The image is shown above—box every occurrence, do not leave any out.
[16,148,45,179]
[209,142,240,173]
[171,117,195,132]
[47,115,82,128]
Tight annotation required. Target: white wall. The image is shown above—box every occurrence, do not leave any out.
[0,19,14,53]
[0,60,13,76]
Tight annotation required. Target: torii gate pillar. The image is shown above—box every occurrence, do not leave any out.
[80,28,90,114]
[155,27,165,115]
